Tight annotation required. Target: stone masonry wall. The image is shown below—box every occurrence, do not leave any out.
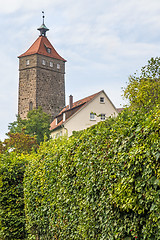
[36,54,65,120]
[18,54,65,120]
[18,55,37,119]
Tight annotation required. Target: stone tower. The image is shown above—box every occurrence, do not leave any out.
[18,16,66,120]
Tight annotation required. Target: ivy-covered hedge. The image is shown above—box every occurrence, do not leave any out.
[24,106,160,240]
[0,153,27,240]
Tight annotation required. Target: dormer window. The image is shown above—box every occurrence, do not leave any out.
[42,59,46,65]
[26,59,30,66]
[47,48,51,53]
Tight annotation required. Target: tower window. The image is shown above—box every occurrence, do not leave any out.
[50,61,53,67]
[42,59,46,65]
[29,101,33,111]
[26,59,30,65]
[57,63,60,69]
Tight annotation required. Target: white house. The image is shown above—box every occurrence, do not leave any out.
[50,90,119,138]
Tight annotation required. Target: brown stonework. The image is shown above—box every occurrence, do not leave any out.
[18,44,66,120]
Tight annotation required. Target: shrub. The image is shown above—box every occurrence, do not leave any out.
[24,105,160,239]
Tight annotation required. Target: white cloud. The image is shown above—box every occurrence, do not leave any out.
[1,0,160,139]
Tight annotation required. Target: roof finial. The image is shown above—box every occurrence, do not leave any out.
[37,11,49,37]
[42,11,45,24]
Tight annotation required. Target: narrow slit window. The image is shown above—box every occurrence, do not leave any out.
[29,101,33,111]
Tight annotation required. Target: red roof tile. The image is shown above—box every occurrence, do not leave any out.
[50,91,101,131]
[18,36,66,62]
[50,119,63,131]
[59,91,101,115]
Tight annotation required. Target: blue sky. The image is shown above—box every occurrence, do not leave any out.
[0,0,160,140]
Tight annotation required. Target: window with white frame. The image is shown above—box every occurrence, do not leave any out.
[42,59,46,65]
[57,63,60,69]
[100,114,106,121]
[50,61,53,67]
[100,97,105,103]
[90,112,96,120]
[26,59,30,66]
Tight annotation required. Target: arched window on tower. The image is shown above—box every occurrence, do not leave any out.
[29,101,33,111]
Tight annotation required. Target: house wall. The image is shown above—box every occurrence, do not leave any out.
[51,91,118,138]
[64,91,117,136]
[50,127,67,139]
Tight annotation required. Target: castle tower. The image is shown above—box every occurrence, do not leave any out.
[18,15,66,120]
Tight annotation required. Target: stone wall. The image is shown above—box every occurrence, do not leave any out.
[18,55,37,119]
[18,54,65,120]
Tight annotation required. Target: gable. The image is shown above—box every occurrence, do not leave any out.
[63,91,118,136]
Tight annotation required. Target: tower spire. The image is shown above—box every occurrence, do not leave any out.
[42,11,45,24]
[37,11,49,37]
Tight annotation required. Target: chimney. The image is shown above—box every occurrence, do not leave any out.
[69,95,73,109]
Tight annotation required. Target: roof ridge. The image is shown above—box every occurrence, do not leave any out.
[58,90,102,116]
[37,36,43,53]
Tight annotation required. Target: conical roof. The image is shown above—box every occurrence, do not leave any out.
[18,35,66,61]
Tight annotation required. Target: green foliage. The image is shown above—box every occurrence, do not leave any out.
[8,107,51,145]
[123,57,160,110]
[8,115,27,134]
[0,153,27,240]
[24,105,160,239]
[0,132,38,154]
[25,107,51,144]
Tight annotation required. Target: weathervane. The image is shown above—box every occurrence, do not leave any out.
[37,11,49,37]
[42,11,45,24]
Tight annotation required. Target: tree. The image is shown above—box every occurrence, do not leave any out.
[8,107,51,145]
[123,57,160,110]
[1,132,38,154]
[8,115,27,134]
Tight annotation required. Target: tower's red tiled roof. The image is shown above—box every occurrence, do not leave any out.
[18,36,66,61]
